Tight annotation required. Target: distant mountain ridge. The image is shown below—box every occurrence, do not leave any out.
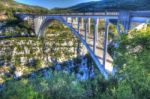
[0,0,49,12]
[0,0,50,20]
[52,0,150,13]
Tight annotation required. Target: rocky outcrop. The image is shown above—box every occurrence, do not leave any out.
[0,12,7,20]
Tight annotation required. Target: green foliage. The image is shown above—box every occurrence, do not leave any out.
[0,0,50,21]
[0,71,88,99]
[32,59,42,69]
[0,19,34,36]
[1,79,41,99]
[40,72,87,99]
[112,25,150,99]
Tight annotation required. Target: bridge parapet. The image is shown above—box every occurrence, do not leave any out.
[15,11,119,16]
[130,11,150,17]
[15,10,150,18]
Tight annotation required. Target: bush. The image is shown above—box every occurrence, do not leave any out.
[1,80,40,99]
[0,71,88,99]
[112,25,150,99]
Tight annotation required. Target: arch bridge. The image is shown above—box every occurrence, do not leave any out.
[15,10,150,79]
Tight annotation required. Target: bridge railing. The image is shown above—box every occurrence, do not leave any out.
[130,11,150,17]
[50,12,119,16]
[15,11,119,16]
[15,10,150,17]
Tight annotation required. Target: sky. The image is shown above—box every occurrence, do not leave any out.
[15,0,100,9]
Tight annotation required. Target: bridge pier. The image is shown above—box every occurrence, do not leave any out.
[71,17,73,26]
[118,11,130,34]
[64,16,68,22]
[84,18,88,42]
[96,18,99,41]
[75,17,78,29]
[103,19,109,69]
[81,18,84,29]
[66,17,68,22]
[88,18,91,34]
[77,17,80,33]
[93,18,98,53]
[33,16,47,37]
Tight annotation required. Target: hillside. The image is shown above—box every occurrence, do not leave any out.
[52,0,150,13]
[0,0,49,20]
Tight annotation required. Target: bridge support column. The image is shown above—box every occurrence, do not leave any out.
[71,17,73,26]
[84,18,88,42]
[93,18,98,53]
[77,17,80,33]
[103,19,109,68]
[75,17,78,29]
[88,18,91,34]
[96,18,99,41]
[66,17,68,23]
[118,11,130,34]
[64,17,67,22]
[81,18,84,29]
[33,16,46,37]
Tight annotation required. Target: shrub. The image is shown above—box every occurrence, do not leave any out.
[0,71,88,99]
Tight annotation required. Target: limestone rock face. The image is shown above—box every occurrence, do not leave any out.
[14,71,23,79]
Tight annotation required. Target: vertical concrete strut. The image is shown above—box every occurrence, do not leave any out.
[37,16,47,38]
[84,18,88,42]
[103,19,109,69]
[81,18,84,29]
[118,11,130,34]
[66,17,68,23]
[93,18,98,53]
[77,17,80,33]
[34,16,42,36]
[71,17,73,25]
[96,19,99,41]
[75,17,78,30]
[88,18,91,34]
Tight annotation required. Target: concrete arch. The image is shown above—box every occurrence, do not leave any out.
[37,16,108,79]
[37,17,68,38]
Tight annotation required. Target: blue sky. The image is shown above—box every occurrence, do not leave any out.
[15,0,100,9]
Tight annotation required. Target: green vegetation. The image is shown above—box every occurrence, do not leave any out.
[0,20,34,36]
[0,25,150,99]
[110,25,150,99]
[0,0,49,20]
[0,71,88,99]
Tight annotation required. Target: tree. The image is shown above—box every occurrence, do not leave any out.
[113,25,150,99]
